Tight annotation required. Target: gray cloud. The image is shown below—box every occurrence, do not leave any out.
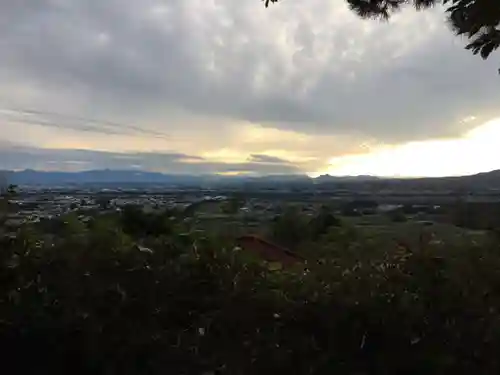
[0,107,171,138]
[0,0,498,151]
[0,143,301,175]
[247,154,291,164]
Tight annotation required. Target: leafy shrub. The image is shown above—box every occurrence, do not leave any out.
[2,213,500,374]
[269,206,310,249]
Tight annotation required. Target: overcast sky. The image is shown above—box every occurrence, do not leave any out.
[1,0,499,176]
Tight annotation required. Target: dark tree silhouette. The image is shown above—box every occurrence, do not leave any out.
[264,0,500,72]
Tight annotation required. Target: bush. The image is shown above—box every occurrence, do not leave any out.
[388,209,407,223]
[2,214,500,374]
[269,206,310,249]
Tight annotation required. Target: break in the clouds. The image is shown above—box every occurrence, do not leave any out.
[0,0,499,174]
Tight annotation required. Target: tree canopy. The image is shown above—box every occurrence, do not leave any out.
[264,0,500,72]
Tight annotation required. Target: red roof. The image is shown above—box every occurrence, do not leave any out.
[236,235,304,266]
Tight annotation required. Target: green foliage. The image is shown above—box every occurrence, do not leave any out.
[89,216,134,252]
[0,184,18,226]
[95,196,111,210]
[221,197,244,214]
[387,209,408,223]
[308,206,342,240]
[3,207,500,374]
[0,183,17,197]
[453,202,500,230]
[269,205,343,249]
[120,205,176,237]
[6,184,18,196]
[269,206,311,249]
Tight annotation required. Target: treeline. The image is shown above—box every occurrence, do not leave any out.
[453,201,500,230]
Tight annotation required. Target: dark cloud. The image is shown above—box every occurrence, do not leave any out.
[1,108,172,139]
[0,0,498,149]
[247,154,291,164]
[0,144,301,175]
[0,107,172,139]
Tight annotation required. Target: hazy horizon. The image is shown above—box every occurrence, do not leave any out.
[3,165,499,180]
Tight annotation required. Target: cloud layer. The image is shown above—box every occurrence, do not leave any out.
[0,142,302,175]
[0,0,498,174]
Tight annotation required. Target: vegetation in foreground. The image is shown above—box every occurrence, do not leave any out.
[2,190,500,374]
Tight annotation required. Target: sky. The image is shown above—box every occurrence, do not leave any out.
[0,0,499,177]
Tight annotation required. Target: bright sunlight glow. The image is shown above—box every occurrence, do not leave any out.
[318,118,500,178]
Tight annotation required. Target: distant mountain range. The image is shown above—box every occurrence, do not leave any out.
[0,169,312,187]
[314,174,381,182]
[2,169,198,186]
[0,169,380,186]
[2,169,500,189]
